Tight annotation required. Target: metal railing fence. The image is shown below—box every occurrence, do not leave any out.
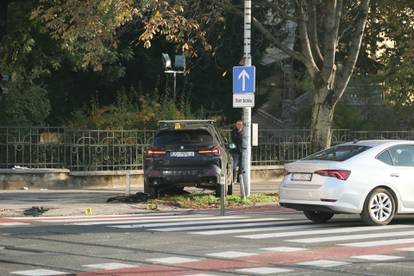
[1,127,414,170]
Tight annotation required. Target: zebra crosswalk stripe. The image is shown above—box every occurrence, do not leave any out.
[236,224,412,239]
[0,222,31,227]
[39,213,206,223]
[190,222,335,235]
[339,237,414,247]
[287,229,414,243]
[109,217,283,229]
[71,215,244,226]
[150,220,305,232]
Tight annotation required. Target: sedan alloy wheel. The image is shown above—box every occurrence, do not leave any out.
[361,188,395,226]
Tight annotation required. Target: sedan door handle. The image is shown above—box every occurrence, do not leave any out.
[390,173,399,178]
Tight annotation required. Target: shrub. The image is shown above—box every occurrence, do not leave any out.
[0,83,51,126]
[66,90,194,129]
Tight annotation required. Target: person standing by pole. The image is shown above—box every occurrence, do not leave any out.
[231,120,243,183]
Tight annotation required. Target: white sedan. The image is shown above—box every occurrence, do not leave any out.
[279,140,414,226]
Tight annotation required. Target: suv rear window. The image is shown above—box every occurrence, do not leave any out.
[304,145,371,161]
[154,129,213,147]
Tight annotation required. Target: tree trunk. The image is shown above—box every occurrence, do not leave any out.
[0,0,9,42]
[310,87,335,152]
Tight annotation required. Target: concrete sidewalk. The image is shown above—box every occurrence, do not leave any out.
[0,180,281,217]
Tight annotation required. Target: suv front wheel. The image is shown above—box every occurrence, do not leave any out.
[144,179,158,198]
[215,184,227,197]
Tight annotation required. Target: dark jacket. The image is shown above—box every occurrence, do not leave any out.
[231,128,243,155]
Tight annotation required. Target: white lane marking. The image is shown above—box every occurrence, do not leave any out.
[339,238,414,247]
[287,230,414,243]
[82,262,138,270]
[206,251,257,258]
[235,267,292,274]
[10,269,68,275]
[40,214,208,223]
[236,224,412,239]
[0,222,31,227]
[298,260,350,268]
[147,257,201,264]
[262,247,308,252]
[8,211,184,221]
[185,274,219,276]
[352,254,404,261]
[109,217,280,229]
[74,215,246,226]
[399,247,414,252]
[150,219,293,232]
[69,215,223,226]
[192,222,324,236]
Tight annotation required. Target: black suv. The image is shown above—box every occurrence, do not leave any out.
[144,120,233,197]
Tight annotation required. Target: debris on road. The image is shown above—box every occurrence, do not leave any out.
[106,192,149,203]
[23,206,49,216]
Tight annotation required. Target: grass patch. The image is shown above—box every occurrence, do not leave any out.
[152,193,278,209]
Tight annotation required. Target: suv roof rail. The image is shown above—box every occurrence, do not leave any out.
[159,120,216,123]
[158,120,216,130]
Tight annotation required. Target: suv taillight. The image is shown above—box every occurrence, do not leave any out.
[198,147,221,156]
[315,170,351,180]
[147,147,166,157]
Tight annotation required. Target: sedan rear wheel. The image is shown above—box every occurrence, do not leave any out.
[303,210,334,223]
[361,188,395,226]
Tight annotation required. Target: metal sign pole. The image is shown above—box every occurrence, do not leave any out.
[220,173,226,216]
[242,0,252,196]
[125,173,131,195]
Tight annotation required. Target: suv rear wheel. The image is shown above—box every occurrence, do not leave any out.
[303,210,334,223]
[227,171,233,196]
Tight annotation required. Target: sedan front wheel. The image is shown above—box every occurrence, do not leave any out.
[361,188,395,226]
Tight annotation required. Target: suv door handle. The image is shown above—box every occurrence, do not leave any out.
[390,173,399,178]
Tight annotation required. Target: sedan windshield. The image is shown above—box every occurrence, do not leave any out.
[305,145,371,161]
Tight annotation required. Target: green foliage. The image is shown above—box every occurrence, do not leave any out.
[372,1,414,113]
[382,63,414,107]
[155,193,277,209]
[33,0,211,70]
[0,83,51,126]
[66,90,193,129]
[0,1,64,82]
[1,0,412,132]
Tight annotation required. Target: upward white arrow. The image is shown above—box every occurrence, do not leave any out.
[238,70,250,92]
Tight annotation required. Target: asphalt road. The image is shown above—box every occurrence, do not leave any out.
[0,180,280,217]
[1,209,414,275]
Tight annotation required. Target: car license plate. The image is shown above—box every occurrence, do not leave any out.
[291,173,312,181]
[163,170,198,176]
[170,151,195,157]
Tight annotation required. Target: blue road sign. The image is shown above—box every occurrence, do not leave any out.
[233,66,256,94]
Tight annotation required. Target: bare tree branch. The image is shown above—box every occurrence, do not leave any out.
[251,16,308,64]
[222,2,308,65]
[321,0,343,84]
[338,3,362,40]
[260,0,298,22]
[334,0,370,101]
[308,0,324,66]
[297,0,320,78]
